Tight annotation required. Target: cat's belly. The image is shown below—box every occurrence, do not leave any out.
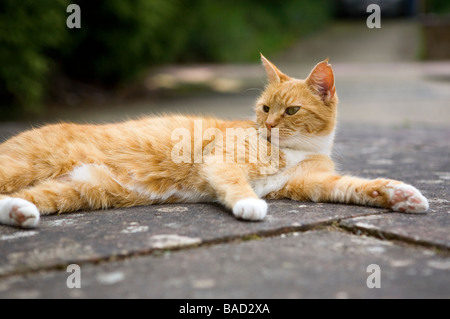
[171,190,214,203]
[125,183,213,203]
[68,163,213,204]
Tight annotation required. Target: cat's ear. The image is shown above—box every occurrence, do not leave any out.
[261,53,290,84]
[306,59,336,104]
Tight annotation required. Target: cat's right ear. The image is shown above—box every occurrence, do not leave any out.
[261,53,290,84]
[306,59,336,104]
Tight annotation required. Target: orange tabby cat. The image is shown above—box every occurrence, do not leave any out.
[0,55,429,228]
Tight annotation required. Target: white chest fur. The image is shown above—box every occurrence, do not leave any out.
[251,148,311,197]
[251,132,334,197]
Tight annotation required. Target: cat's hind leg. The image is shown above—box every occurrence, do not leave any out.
[0,164,150,228]
[0,154,38,194]
[0,147,74,195]
[0,196,40,228]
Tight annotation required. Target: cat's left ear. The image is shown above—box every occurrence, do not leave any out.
[261,53,290,84]
[306,59,336,104]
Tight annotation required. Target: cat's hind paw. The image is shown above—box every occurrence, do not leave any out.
[233,198,267,221]
[0,198,40,228]
[386,183,429,213]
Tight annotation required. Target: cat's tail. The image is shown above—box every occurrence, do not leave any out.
[0,196,40,228]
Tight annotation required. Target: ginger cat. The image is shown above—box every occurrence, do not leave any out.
[0,55,429,228]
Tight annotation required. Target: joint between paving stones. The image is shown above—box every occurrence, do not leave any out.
[1,210,447,280]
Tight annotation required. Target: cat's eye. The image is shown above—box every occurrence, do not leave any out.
[263,105,270,113]
[285,106,300,115]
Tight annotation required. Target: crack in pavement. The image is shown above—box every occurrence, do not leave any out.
[1,209,446,280]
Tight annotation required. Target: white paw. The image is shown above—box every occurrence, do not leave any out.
[386,183,429,213]
[0,198,40,228]
[233,198,268,221]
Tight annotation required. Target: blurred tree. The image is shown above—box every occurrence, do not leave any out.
[426,0,450,14]
[0,0,333,120]
[0,0,68,118]
[60,0,182,84]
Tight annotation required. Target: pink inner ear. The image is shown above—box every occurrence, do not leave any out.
[307,61,335,99]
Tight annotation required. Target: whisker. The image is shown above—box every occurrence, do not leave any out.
[244,88,263,94]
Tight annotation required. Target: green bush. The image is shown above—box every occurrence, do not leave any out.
[0,0,68,118]
[60,0,182,84]
[427,0,450,14]
[0,0,333,120]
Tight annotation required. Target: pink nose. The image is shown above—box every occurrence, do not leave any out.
[265,121,276,131]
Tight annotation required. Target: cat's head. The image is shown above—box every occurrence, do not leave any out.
[256,54,338,152]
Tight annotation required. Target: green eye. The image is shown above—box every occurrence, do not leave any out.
[263,105,270,113]
[285,106,300,115]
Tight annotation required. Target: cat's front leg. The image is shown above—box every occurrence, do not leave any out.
[359,178,429,213]
[232,198,268,221]
[275,173,429,213]
[202,161,267,221]
[329,177,430,213]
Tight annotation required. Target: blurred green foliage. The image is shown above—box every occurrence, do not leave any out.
[0,0,332,120]
[0,0,68,118]
[427,0,450,14]
[61,0,182,84]
[180,0,331,62]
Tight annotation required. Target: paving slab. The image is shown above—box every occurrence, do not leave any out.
[0,230,448,299]
[341,211,450,250]
[0,201,382,277]
[336,125,450,250]
[334,126,450,182]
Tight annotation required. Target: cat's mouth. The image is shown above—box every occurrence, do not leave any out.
[259,125,290,145]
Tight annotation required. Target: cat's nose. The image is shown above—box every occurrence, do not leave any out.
[265,121,276,131]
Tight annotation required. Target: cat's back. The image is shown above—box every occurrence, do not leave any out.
[21,115,224,146]
[115,114,256,147]
[113,114,225,136]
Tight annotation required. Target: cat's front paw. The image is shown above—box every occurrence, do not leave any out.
[0,198,40,228]
[385,183,429,213]
[233,198,267,221]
